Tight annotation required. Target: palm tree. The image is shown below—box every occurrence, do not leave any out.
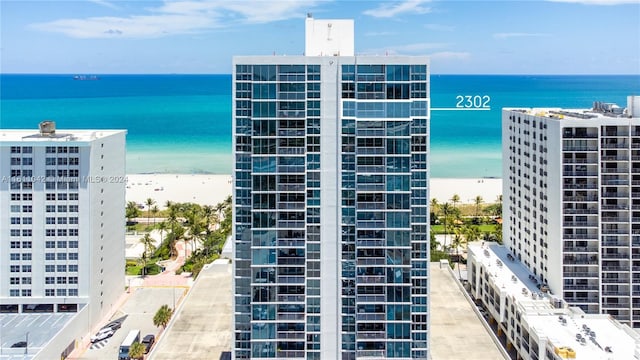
[474,195,484,218]
[125,201,140,225]
[128,342,146,360]
[145,198,156,226]
[203,205,215,235]
[452,228,466,279]
[139,233,154,277]
[440,202,452,250]
[153,304,173,328]
[151,205,159,225]
[451,194,460,209]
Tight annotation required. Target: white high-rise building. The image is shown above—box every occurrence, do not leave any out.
[502,96,640,328]
[0,122,126,357]
[232,17,430,359]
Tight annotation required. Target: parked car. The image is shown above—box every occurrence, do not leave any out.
[11,341,27,348]
[91,328,114,343]
[102,320,122,331]
[141,334,155,353]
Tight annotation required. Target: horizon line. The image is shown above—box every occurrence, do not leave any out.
[2,72,640,77]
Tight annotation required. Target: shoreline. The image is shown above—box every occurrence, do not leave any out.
[125,173,502,208]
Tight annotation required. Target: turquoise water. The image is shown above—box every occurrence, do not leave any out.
[1,74,639,177]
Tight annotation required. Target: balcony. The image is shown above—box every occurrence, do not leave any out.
[602,278,629,284]
[602,217,629,222]
[563,246,598,252]
[563,272,599,278]
[602,241,629,247]
[357,350,386,358]
[602,142,629,149]
[357,332,386,340]
[356,295,386,303]
[356,275,386,284]
[563,234,598,240]
[602,303,631,309]
[563,146,598,151]
[564,285,599,291]
[602,179,629,186]
[602,192,629,198]
[602,155,629,161]
[563,221,598,227]
[602,168,629,173]
[563,171,598,176]
[563,184,598,190]
[563,208,598,215]
[563,158,596,164]
[602,266,629,272]
[356,313,386,321]
[601,205,629,210]
[601,253,629,259]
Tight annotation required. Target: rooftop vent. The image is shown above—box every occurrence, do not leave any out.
[39,121,56,136]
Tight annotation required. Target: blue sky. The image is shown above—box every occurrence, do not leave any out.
[1,0,638,74]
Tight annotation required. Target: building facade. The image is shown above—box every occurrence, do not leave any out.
[232,18,430,360]
[467,242,640,360]
[0,123,126,356]
[502,96,640,327]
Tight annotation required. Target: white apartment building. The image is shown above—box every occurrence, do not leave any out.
[468,242,640,360]
[233,17,430,360]
[0,122,126,358]
[502,96,640,327]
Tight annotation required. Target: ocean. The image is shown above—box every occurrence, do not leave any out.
[1,74,639,177]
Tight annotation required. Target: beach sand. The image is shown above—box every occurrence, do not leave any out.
[126,174,502,208]
[126,174,233,209]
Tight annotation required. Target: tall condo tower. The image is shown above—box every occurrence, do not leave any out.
[502,96,640,328]
[0,123,126,355]
[233,17,430,360]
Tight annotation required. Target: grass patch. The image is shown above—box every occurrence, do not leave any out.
[125,259,163,276]
[432,224,497,234]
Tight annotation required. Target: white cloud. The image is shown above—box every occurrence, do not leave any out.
[362,42,449,55]
[547,0,639,5]
[31,0,321,39]
[493,32,551,39]
[424,23,454,32]
[363,0,432,18]
[88,0,120,10]
[428,51,470,60]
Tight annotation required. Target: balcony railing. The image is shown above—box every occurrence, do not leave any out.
[564,285,599,290]
[563,171,598,176]
[602,303,631,308]
[563,246,598,252]
[564,208,598,214]
[563,221,598,227]
[563,272,599,277]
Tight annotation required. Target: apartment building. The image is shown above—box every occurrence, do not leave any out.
[232,17,430,360]
[502,96,640,327]
[468,242,640,360]
[0,122,126,357]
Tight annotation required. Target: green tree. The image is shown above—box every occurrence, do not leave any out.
[139,233,155,277]
[452,228,467,279]
[128,341,146,360]
[474,195,484,218]
[126,201,141,224]
[440,202,452,250]
[451,194,460,209]
[151,205,159,225]
[145,198,156,226]
[153,304,173,328]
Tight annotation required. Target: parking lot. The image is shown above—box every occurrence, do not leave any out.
[78,287,186,360]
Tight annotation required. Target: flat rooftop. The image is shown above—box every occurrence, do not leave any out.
[468,242,640,360]
[149,259,232,360]
[468,242,556,305]
[504,107,639,121]
[0,129,125,142]
[0,312,77,359]
[429,262,505,360]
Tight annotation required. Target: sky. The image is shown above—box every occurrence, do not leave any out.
[0,0,639,74]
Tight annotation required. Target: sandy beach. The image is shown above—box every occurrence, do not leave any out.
[126,174,502,208]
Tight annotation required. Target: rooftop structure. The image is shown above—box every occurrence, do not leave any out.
[502,96,640,327]
[468,242,640,360]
